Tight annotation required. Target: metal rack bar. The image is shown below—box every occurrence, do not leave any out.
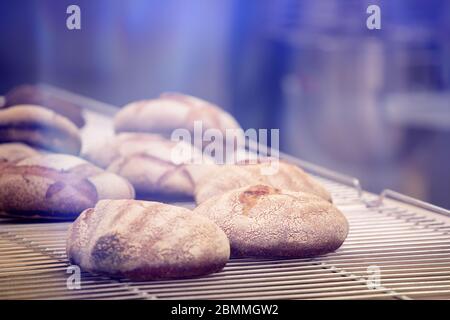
[369,189,450,217]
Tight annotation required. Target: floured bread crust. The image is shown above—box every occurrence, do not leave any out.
[194,184,348,258]
[84,133,211,197]
[0,105,82,155]
[67,199,230,280]
[0,154,135,219]
[114,93,242,148]
[192,161,332,204]
[0,143,40,165]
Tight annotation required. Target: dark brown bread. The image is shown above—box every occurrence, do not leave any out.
[0,154,135,219]
[190,160,332,204]
[193,184,348,258]
[67,199,230,280]
[3,84,85,127]
[0,105,82,155]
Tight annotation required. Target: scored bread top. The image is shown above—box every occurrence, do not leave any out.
[83,132,212,197]
[114,93,241,137]
[67,199,230,280]
[0,105,81,155]
[0,154,135,218]
[3,84,86,127]
[83,132,208,169]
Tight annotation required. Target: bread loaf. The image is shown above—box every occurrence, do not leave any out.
[3,84,85,127]
[0,154,135,219]
[84,133,211,198]
[0,105,82,155]
[114,93,242,150]
[191,160,332,204]
[193,184,348,258]
[67,199,230,280]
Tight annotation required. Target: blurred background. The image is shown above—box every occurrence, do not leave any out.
[0,0,449,208]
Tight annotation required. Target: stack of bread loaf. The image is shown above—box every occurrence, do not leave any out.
[0,85,135,220]
[0,85,348,281]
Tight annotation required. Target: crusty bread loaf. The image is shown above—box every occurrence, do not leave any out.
[193,184,348,258]
[0,154,135,219]
[190,160,332,204]
[84,133,211,198]
[67,199,230,280]
[3,84,85,127]
[0,105,82,155]
[0,143,40,164]
[114,93,242,148]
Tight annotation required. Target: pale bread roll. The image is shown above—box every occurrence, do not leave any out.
[84,133,212,197]
[0,105,82,155]
[0,154,135,219]
[67,199,230,280]
[114,93,243,151]
[0,142,40,164]
[190,160,332,204]
[193,184,348,258]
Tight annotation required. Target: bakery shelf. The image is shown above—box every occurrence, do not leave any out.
[0,85,449,300]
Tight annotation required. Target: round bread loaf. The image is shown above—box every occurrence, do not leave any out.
[190,160,332,204]
[0,142,40,164]
[67,199,230,280]
[3,84,85,127]
[193,184,348,258]
[0,154,135,219]
[0,105,82,155]
[114,93,242,149]
[84,133,211,198]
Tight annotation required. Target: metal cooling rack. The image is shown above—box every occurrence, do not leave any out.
[0,85,449,300]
